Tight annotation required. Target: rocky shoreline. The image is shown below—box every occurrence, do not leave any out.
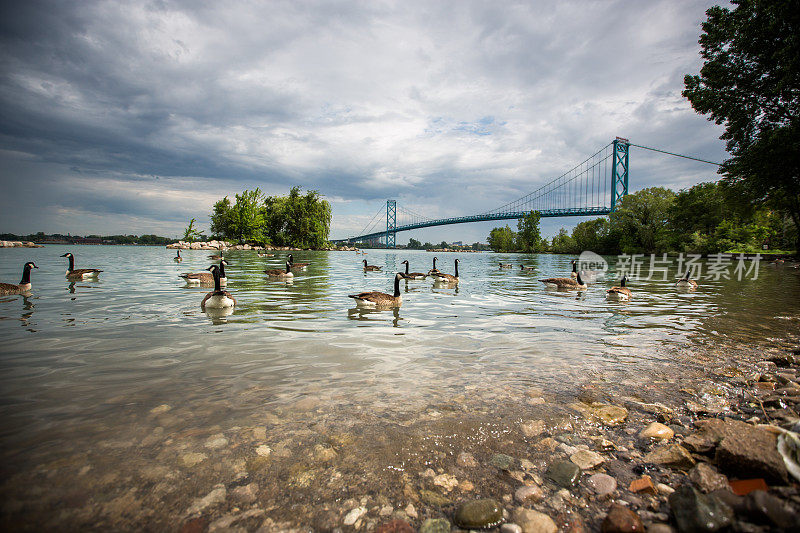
[165,240,360,252]
[1,343,799,531]
[0,240,44,248]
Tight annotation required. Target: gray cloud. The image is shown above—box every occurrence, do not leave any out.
[0,0,728,241]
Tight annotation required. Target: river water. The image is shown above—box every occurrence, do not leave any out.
[0,246,798,529]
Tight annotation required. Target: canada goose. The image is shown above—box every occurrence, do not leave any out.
[363,259,381,272]
[201,265,236,309]
[209,250,224,261]
[287,254,309,270]
[520,264,535,271]
[570,259,578,278]
[539,269,587,290]
[257,252,274,257]
[428,256,440,276]
[265,262,294,278]
[431,258,459,283]
[0,262,38,295]
[348,272,402,308]
[606,275,632,300]
[499,262,513,269]
[174,249,183,262]
[61,253,102,279]
[400,260,427,280]
[676,269,698,290]
[180,260,228,285]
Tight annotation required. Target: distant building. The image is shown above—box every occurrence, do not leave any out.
[451,241,463,246]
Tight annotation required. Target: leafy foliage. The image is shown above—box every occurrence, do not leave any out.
[683,0,800,248]
[182,218,203,243]
[487,225,517,252]
[516,211,542,252]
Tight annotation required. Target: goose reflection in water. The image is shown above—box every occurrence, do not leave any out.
[205,306,235,324]
[347,306,402,327]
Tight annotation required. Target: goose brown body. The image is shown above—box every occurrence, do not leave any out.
[399,260,426,280]
[606,275,632,300]
[427,256,441,276]
[540,268,587,290]
[676,269,698,289]
[0,262,38,295]
[287,254,309,270]
[61,253,102,279]
[265,262,294,278]
[181,260,227,285]
[363,260,381,272]
[348,273,402,307]
[431,259,459,283]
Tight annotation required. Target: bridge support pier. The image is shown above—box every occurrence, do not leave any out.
[386,200,396,248]
[611,138,629,211]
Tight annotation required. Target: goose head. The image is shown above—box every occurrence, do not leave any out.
[60,253,73,258]
[25,262,39,270]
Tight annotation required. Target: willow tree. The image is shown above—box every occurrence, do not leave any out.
[264,186,331,248]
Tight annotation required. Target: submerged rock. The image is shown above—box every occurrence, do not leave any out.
[514,485,544,504]
[587,473,617,496]
[513,508,557,533]
[376,519,415,533]
[570,450,604,470]
[601,504,644,533]
[546,461,581,488]
[343,507,367,526]
[491,453,514,470]
[570,402,629,426]
[640,422,674,440]
[743,490,800,529]
[688,463,729,493]
[420,518,451,533]
[185,485,226,516]
[454,498,504,529]
[668,485,733,532]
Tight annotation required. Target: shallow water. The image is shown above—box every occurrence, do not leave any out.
[0,246,798,528]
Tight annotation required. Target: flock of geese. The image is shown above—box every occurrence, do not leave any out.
[0,252,701,310]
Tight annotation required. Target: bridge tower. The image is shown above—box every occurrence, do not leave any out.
[386,200,396,248]
[610,137,630,211]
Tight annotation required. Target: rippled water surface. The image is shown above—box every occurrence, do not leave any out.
[1,245,799,527]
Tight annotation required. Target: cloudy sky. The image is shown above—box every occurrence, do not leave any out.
[0,0,728,243]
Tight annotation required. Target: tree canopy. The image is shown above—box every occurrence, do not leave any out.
[683,0,800,248]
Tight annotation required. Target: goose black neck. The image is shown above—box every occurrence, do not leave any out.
[454,260,459,278]
[67,255,74,271]
[433,257,437,269]
[576,271,583,285]
[405,262,409,275]
[620,277,627,287]
[683,269,690,280]
[393,275,401,297]
[20,264,32,284]
[285,262,292,274]
[572,261,577,273]
[288,254,294,264]
[212,267,221,292]
[219,261,226,277]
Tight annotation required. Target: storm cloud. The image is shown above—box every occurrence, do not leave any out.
[0,0,728,241]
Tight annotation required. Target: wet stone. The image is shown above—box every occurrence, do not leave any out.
[546,461,581,488]
[714,421,788,483]
[639,422,674,440]
[587,473,617,496]
[343,507,367,526]
[375,519,415,533]
[514,485,544,504]
[419,489,451,507]
[643,444,695,470]
[688,463,729,493]
[570,450,604,470]
[668,485,733,533]
[501,523,523,533]
[520,420,546,438]
[744,490,799,529]
[420,518,451,533]
[601,504,644,533]
[454,498,504,529]
[457,451,478,468]
[513,508,557,533]
[491,453,514,470]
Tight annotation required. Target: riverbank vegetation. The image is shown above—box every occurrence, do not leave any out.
[0,232,178,246]
[209,186,331,248]
[488,182,796,254]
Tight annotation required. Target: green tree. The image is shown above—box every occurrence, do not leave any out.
[183,218,202,243]
[683,0,800,250]
[230,188,266,243]
[516,211,542,252]
[572,218,611,254]
[264,186,331,248]
[210,197,233,238]
[487,225,517,252]
[408,238,423,249]
[609,187,676,253]
[550,228,576,254]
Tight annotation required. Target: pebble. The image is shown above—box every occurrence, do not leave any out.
[514,485,544,504]
[628,475,656,494]
[744,490,799,529]
[204,434,228,449]
[252,426,267,440]
[256,445,272,457]
[404,503,418,519]
[520,420,546,437]
[453,498,504,529]
[570,450,604,470]
[379,504,393,517]
[150,404,171,414]
[433,473,459,492]
[513,508,557,533]
[491,454,514,470]
[668,485,733,532]
[546,461,581,488]
[639,422,674,440]
[501,523,523,533]
[570,402,629,426]
[185,485,226,516]
[420,518,451,533]
[457,451,478,468]
[343,507,367,526]
[688,463,730,493]
[601,503,644,533]
[230,483,258,504]
[181,452,208,467]
[375,519,415,533]
[586,473,617,496]
[643,444,696,470]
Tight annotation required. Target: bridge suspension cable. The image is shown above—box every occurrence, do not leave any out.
[629,143,722,166]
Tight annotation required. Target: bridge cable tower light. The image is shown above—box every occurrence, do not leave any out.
[611,137,630,211]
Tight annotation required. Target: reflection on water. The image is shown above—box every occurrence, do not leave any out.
[0,246,798,464]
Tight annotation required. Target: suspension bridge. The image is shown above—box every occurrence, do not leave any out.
[332,138,719,247]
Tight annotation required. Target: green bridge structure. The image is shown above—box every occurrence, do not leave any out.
[331,138,715,247]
